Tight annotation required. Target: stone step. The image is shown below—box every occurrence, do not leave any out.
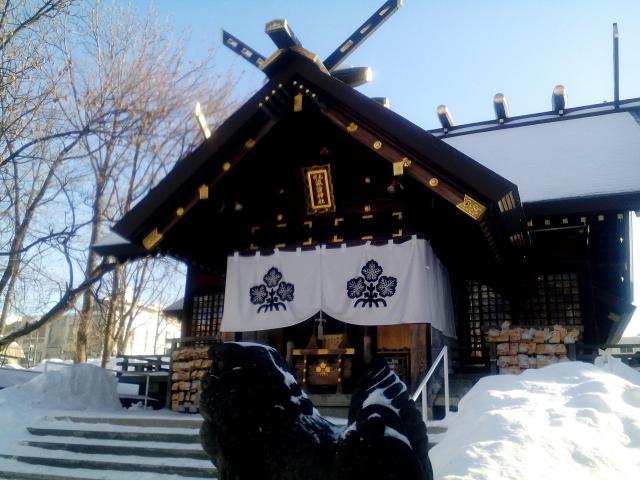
[427,425,447,435]
[308,393,352,407]
[21,440,209,460]
[26,427,200,444]
[0,459,212,480]
[48,415,203,429]
[0,470,96,480]
[0,472,211,480]
[433,396,460,410]
[0,471,211,480]
[0,454,216,479]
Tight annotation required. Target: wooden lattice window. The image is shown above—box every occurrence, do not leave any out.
[466,281,512,358]
[190,293,224,339]
[522,273,582,326]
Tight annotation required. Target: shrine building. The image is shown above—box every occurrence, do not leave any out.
[96,15,639,412]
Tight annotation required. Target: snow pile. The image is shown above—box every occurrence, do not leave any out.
[0,363,24,369]
[29,358,73,372]
[0,364,121,411]
[0,367,39,388]
[431,362,640,479]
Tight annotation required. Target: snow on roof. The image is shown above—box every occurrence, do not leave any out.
[163,298,184,314]
[93,231,131,248]
[435,108,640,204]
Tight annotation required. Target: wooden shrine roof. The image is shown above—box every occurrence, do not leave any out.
[109,47,528,264]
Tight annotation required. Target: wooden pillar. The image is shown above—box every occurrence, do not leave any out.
[410,323,429,388]
[242,331,258,342]
[256,330,270,345]
[221,332,235,342]
[363,327,372,365]
[286,340,295,366]
[267,329,285,354]
[181,267,194,339]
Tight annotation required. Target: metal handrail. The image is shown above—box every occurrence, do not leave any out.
[411,346,449,423]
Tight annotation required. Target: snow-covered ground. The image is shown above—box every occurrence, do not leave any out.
[430,354,640,479]
[0,364,206,479]
[0,364,121,456]
[1,355,639,479]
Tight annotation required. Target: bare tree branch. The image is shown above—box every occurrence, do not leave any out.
[0,259,115,348]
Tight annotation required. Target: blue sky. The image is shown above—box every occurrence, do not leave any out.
[144,0,640,128]
[141,0,640,336]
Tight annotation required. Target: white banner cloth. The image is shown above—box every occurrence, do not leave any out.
[221,237,456,337]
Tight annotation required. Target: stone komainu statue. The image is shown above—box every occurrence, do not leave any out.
[199,342,433,480]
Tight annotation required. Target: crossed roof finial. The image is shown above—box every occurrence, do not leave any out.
[222,0,402,88]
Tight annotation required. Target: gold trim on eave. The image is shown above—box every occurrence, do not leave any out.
[456,194,486,220]
[143,228,163,250]
[393,157,411,176]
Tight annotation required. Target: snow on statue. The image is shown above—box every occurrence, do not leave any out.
[199,342,433,480]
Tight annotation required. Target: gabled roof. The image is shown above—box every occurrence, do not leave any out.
[111,48,527,259]
[429,99,640,214]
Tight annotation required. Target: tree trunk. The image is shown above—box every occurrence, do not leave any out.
[74,178,105,363]
[101,263,121,368]
[0,263,19,334]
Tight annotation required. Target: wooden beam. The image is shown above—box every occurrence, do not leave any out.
[319,106,488,221]
[144,118,278,250]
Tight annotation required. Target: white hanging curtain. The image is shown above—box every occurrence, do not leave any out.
[220,237,456,337]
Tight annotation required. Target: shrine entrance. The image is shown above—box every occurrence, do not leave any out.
[218,237,454,393]
[283,316,418,393]
[284,314,359,393]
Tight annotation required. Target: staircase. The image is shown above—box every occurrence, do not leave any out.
[0,413,449,479]
[0,415,216,480]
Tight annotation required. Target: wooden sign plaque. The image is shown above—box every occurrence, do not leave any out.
[302,164,336,215]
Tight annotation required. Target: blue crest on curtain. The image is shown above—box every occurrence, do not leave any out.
[346,259,398,308]
[249,267,295,313]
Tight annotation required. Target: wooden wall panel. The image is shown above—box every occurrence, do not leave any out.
[410,323,429,387]
[377,325,412,350]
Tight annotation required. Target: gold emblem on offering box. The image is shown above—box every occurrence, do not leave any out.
[315,361,332,376]
[302,164,336,215]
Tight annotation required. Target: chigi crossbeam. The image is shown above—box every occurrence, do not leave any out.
[222,30,267,69]
[323,0,403,72]
[220,0,402,88]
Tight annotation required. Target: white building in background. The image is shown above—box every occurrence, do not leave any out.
[0,342,25,367]
[126,303,181,356]
[6,301,181,366]
[613,336,640,355]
